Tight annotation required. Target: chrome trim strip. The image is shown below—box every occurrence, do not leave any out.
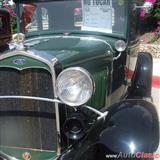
[1,145,57,153]
[0,95,62,103]
[0,66,50,71]
[0,96,109,119]
[0,151,19,160]
[84,105,108,120]
[0,50,61,155]
[24,35,115,53]
[84,105,105,116]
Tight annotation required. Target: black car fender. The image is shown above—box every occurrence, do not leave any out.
[99,100,159,155]
[59,99,159,160]
[127,52,153,99]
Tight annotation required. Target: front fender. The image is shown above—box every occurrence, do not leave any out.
[100,100,159,154]
[127,52,153,98]
[59,100,159,160]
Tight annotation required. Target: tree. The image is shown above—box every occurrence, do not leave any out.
[152,0,160,19]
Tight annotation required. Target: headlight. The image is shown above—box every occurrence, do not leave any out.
[56,67,94,106]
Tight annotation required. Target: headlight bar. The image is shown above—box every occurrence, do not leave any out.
[0,95,108,120]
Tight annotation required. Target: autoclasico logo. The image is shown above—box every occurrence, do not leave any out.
[106,152,160,159]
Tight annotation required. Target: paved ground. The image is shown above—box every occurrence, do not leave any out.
[140,44,160,58]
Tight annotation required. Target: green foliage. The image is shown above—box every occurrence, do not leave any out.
[10,16,17,34]
[151,0,160,19]
[144,0,160,42]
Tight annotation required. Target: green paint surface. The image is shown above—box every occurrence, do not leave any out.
[27,34,116,68]
[0,146,57,160]
[87,69,108,109]
[0,55,50,72]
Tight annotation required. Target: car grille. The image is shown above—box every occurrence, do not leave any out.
[0,68,54,98]
[0,68,57,151]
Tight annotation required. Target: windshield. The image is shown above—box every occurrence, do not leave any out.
[18,0,127,36]
[0,68,57,156]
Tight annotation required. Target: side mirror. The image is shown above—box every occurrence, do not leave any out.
[133,2,153,13]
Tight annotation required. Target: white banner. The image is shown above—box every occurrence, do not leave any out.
[82,0,112,33]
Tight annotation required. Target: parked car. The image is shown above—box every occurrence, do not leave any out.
[0,0,159,160]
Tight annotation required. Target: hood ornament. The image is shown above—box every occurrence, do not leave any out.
[11,33,25,50]
[22,152,31,160]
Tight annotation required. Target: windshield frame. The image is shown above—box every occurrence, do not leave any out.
[15,0,129,39]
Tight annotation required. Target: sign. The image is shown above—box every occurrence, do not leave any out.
[82,0,112,33]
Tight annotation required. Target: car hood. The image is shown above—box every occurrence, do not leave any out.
[25,35,115,68]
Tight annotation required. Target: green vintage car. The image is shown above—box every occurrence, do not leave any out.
[0,0,159,160]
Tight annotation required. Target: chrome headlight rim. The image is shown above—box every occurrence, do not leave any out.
[56,67,94,107]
